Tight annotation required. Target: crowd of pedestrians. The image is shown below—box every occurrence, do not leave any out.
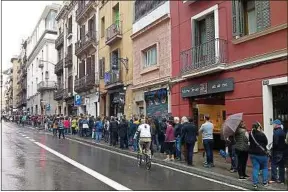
[4,113,288,189]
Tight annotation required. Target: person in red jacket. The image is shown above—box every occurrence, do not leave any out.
[164,118,175,161]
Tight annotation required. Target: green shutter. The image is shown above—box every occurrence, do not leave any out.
[255,0,270,32]
[232,0,244,37]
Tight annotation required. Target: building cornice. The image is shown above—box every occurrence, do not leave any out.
[56,5,68,21]
[132,76,170,91]
[131,13,170,40]
[27,30,57,63]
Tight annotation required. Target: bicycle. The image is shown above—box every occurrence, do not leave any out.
[137,142,152,170]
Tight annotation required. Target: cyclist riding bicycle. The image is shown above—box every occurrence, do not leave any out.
[134,118,152,158]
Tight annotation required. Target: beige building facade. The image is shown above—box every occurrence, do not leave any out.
[11,57,21,110]
[131,1,172,118]
[98,0,134,118]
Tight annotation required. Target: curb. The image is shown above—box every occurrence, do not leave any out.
[64,135,282,191]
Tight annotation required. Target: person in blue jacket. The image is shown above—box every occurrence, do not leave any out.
[95,117,103,142]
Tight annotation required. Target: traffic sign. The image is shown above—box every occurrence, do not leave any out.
[74,95,82,106]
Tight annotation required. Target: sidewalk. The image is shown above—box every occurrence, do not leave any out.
[62,134,286,191]
[19,124,286,191]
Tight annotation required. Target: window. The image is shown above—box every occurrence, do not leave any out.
[86,57,92,75]
[101,17,105,38]
[68,16,72,34]
[143,46,157,68]
[99,58,105,79]
[232,0,270,38]
[45,10,57,30]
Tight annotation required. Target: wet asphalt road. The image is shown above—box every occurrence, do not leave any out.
[1,122,242,190]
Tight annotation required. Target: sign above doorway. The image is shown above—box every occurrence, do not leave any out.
[181,78,234,98]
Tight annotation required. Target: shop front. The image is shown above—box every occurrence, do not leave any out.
[109,89,126,118]
[181,77,234,150]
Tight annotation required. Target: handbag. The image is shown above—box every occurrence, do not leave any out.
[250,131,271,157]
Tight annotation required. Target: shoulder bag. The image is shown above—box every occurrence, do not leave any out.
[250,131,271,157]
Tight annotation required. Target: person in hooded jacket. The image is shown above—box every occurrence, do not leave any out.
[249,122,269,189]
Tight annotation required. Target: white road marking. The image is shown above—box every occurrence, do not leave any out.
[33,142,131,191]
[22,135,26,137]
[25,137,30,139]
[66,138,248,191]
[29,139,35,142]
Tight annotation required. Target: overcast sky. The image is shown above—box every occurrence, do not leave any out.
[2,1,59,72]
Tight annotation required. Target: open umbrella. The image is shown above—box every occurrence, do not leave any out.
[221,113,243,140]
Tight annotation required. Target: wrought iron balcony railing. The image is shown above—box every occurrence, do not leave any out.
[55,59,64,74]
[104,69,122,87]
[64,54,73,68]
[76,0,97,23]
[74,73,97,93]
[105,21,122,46]
[180,38,228,76]
[63,88,73,100]
[55,32,64,49]
[54,87,64,101]
[75,31,97,56]
[37,81,57,92]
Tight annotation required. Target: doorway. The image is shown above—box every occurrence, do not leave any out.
[193,93,226,150]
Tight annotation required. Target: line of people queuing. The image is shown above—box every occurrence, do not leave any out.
[8,113,288,189]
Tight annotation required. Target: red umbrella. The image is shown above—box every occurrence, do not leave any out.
[221,113,243,140]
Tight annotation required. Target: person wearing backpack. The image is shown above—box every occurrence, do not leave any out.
[249,122,269,190]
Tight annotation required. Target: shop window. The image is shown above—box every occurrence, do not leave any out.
[143,45,157,68]
[232,0,270,38]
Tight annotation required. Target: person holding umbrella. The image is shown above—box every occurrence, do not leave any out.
[221,113,249,180]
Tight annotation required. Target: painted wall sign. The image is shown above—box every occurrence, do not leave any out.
[181,78,234,98]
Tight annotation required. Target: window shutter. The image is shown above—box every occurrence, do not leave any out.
[99,59,103,79]
[205,13,215,65]
[192,20,200,69]
[255,1,270,32]
[231,0,244,37]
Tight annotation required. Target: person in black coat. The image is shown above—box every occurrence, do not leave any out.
[182,117,198,166]
[119,118,128,149]
[109,117,119,146]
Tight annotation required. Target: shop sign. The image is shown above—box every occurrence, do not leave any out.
[181,78,234,98]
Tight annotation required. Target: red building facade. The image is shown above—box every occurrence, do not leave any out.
[170,0,287,142]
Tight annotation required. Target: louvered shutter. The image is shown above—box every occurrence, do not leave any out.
[192,20,200,69]
[205,13,215,66]
[232,0,244,37]
[99,59,103,79]
[255,0,270,32]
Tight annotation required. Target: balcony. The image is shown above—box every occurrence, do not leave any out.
[74,73,97,93]
[23,55,27,63]
[54,87,64,101]
[64,54,73,68]
[180,38,228,78]
[75,31,97,57]
[105,21,122,46]
[76,0,97,24]
[20,96,27,106]
[55,32,64,49]
[104,70,123,89]
[63,88,73,100]
[54,59,64,75]
[37,81,57,92]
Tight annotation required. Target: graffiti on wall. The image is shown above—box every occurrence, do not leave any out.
[145,88,168,119]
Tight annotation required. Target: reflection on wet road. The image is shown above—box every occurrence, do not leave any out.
[1,122,243,190]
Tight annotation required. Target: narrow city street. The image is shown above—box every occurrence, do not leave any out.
[2,122,243,191]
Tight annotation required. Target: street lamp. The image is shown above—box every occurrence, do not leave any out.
[38,59,56,66]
